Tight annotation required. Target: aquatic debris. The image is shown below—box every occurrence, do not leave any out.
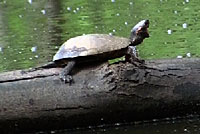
[177,55,183,59]
[182,23,187,28]
[50,131,56,134]
[111,0,115,2]
[31,46,37,52]
[174,10,178,14]
[167,29,172,35]
[73,10,77,13]
[125,22,128,25]
[116,13,120,16]
[41,10,46,15]
[114,123,121,126]
[28,0,32,4]
[0,47,2,52]
[186,52,191,57]
[67,7,71,11]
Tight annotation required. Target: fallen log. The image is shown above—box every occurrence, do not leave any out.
[0,58,200,133]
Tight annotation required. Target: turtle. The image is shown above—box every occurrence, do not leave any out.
[40,19,149,83]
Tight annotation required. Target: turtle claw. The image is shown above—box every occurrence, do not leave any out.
[59,74,73,84]
[130,58,146,67]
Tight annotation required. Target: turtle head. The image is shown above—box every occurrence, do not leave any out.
[130,19,149,46]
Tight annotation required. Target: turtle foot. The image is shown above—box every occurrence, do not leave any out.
[59,73,74,84]
[137,59,145,64]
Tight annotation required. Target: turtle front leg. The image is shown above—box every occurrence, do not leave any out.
[60,61,76,84]
[125,46,145,65]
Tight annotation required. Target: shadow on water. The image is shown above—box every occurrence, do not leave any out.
[36,116,200,134]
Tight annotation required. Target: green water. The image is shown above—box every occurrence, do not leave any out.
[0,0,200,72]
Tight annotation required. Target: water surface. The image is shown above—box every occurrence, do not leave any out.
[38,117,200,134]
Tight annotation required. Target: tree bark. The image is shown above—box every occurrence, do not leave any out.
[1,58,200,133]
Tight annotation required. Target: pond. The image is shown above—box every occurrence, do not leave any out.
[0,0,200,133]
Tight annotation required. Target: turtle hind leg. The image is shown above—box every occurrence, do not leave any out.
[59,61,76,84]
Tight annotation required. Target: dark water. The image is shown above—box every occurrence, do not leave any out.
[37,116,200,134]
[1,0,200,133]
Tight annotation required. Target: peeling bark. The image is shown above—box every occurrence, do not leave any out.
[0,58,200,133]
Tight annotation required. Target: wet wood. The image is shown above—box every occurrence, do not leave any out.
[1,58,200,133]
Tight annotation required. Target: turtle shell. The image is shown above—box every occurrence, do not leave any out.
[53,34,129,61]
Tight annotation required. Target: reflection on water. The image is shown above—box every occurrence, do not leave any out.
[0,0,200,72]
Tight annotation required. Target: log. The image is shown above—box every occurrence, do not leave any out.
[1,58,200,133]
